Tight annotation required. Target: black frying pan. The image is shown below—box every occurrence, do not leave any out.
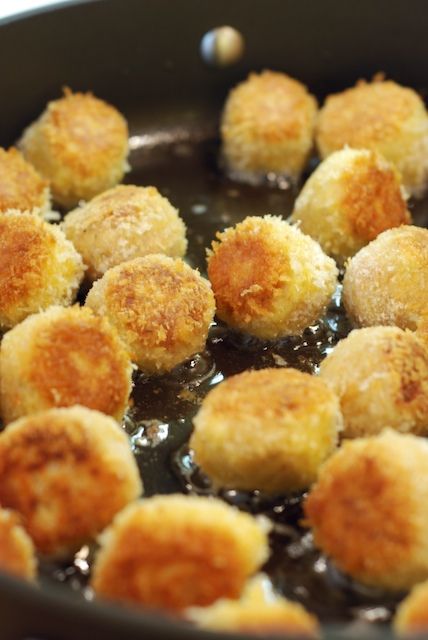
[0,1,427,638]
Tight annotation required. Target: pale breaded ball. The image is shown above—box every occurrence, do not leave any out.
[19,89,129,208]
[319,327,428,438]
[62,185,187,281]
[85,255,215,374]
[91,495,270,613]
[187,574,319,637]
[316,78,428,197]
[0,305,132,425]
[207,215,338,339]
[305,430,428,591]
[0,508,36,581]
[190,368,342,494]
[343,226,428,331]
[394,580,428,636]
[0,407,141,557]
[0,147,50,217]
[0,211,84,330]
[221,70,317,184]
[290,148,411,264]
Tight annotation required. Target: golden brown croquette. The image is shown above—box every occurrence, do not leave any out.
[394,580,428,636]
[0,147,50,217]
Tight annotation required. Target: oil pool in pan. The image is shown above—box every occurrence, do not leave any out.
[37,134,428,631]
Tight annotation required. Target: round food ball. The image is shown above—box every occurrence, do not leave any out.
[0,147,50,217]
[91,495,270,613]
[221,70,317,184]
[343,226,428,331]
[19,89,129,208]
[190,368,342,494]
[187,574,319,637]
[305,429,428,591]
[316,78,428,197]
[394,580,428,636]
[85,254,215,374]
[0,305,132,425]
[207,215,338,339]
[319,327,428,438]
[62,185,187,281]
[290,148,411,264]
[0,508,36,581]
[0,210,85,330]
[0,406,142,557]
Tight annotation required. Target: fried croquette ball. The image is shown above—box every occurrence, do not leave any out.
[62,185,187,281]
[305,429,428,591]
[0,211,84,330]
[191,368,342,494]
[19,89,129,208]
[0,508,36,581]
[0,406,141,557]
[0,305,132,424]
[0,147,50,217]
[290,148,411,264]
[91,495,270,613]
[187,574,319,637]
[85,255,215,374]
[316,78,428,197]
[394,580,428,636]
[343,226,428,331]
[207,215,338,339]
[221,70,317,184]
[319,327,428,438]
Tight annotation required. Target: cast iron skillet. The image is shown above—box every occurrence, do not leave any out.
[0,1,427,638]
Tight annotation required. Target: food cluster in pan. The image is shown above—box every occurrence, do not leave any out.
[1,71,428,637]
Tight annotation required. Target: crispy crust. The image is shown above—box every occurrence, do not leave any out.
[394,580,428,635]
[0,509,36,581]
[0,147,49,216]
[0,407,142,556]
[91,495,270,613]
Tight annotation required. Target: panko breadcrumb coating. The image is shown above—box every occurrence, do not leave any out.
[0,210,84,330]
[0,508,36,581]
[62,185,187,281]
[290,148,411,263]
[343,226,428,331]
[91,495,270,613]
[316,78,428,198]
[187,574,319,637]
[394,580,428,636]
[85,254,215,374]
[320,327,428,438]
[207,215,338,339]
[0,406,142,557]
[190,368,342,494]
[19,89,129,208]
[0,306,132,424]
[221,70,317,184]
[305,430,428,591]
[0,147,50,217]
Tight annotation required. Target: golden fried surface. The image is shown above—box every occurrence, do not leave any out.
[394,580,428,635]
[0,407,142,556]
[343,226,428,331]
[19,89,129,208]
[207,215,337,339]
[62,185,187,280]
[291,148,411,263]
[320,327,428,438]
[191,368,341,494]
[0,508,36,581]
[317,78,428,197]
[221,70,317,183]
[0,306,132,424]
[85,254,215,374]
[0,211,84,329]
[187,574,319,637]
[305,430,428,590]
[0,147,50,216]
[91,495,270,613]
